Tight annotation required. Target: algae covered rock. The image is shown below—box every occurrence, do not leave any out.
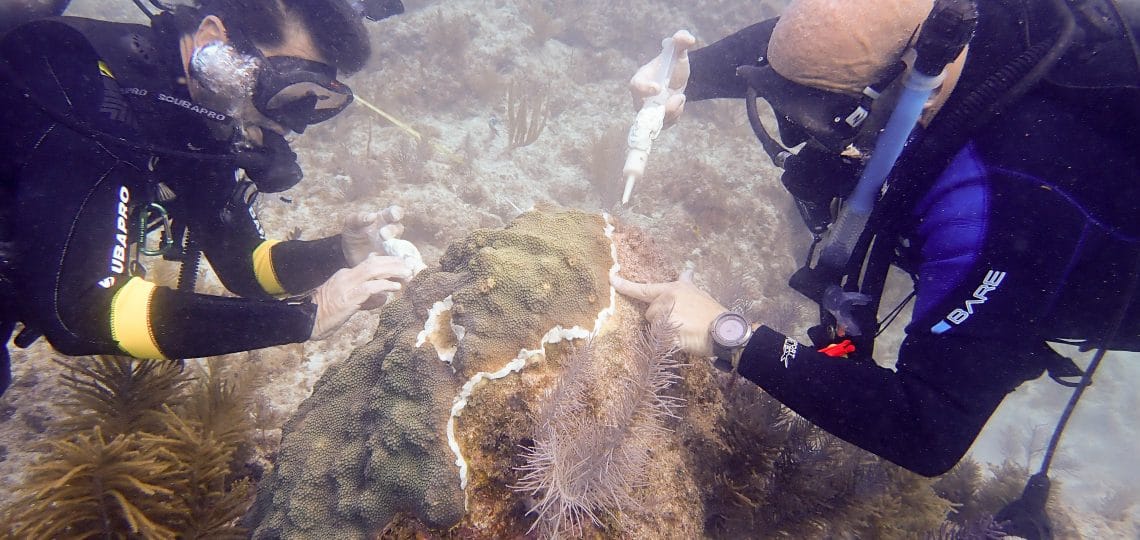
[247,207,616,539]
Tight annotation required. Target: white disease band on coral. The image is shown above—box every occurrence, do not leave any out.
[427,213,622,507]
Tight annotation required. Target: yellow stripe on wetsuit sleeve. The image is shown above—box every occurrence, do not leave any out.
[110,277,165,359]
[252,239,286,296]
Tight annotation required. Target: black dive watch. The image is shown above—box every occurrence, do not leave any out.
[710,311,752,372]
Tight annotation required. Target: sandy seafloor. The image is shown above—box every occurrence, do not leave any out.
[1,0,1138,537]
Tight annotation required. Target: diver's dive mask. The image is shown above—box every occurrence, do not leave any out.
[738,60,887,236]
[739,53,907,156]
[242,2,411,134]
[737,22,907,235]
[224,37,354,192]
[251,55,353,134]
[738,61,886,154]
[217,27,355,135]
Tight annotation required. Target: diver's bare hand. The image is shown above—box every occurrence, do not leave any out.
[310,254,411,340]
[629,29,696,126]
[611,265,725,357]
[340,205,406,267]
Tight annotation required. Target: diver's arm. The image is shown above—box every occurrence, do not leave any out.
[199,224,349,298]
[686,18,778,102]
[32,185,322,359]
[109,278,317,357]
[46,185,322,358]
[736,328,1043,476]
[248,237,350,295]
[182,175,349,298]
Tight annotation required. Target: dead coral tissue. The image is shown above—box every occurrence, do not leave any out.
[512,316,683,538]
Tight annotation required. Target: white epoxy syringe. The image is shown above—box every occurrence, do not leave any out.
[622,35,679,205]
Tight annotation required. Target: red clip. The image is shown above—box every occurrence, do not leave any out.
[818,339,856,358]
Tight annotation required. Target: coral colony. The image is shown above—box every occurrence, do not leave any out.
[246,208,621,537]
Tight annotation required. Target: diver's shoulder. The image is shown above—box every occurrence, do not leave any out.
[3,16,91,44]
[1,17,107,73]
[2,15,152,61]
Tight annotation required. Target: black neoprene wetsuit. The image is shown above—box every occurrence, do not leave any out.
[0,17,349,366]
[686,2,1140,476]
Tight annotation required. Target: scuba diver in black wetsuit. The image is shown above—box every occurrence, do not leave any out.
[615,0,1140,488]
[0,0,413,395]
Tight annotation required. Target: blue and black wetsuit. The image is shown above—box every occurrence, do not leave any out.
[687,3,1140,476]
[0,17,350,377]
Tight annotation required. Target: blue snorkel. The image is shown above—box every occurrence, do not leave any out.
[812,0,978,335]
[817,70,943,267]
[818,0,979,271]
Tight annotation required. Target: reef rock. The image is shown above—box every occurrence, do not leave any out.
[246,207,645,538]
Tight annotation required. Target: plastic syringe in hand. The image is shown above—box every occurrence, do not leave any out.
[622,36,678,204]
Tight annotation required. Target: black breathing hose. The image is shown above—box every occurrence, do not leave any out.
[130,0,154,19]
[744,86,790,166]
[990,0,1078,115]
[942,0,1075,146]
[874,0,1078,230]
[1039,246,1140,476]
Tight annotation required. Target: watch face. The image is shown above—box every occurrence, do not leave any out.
[713,312,751,348]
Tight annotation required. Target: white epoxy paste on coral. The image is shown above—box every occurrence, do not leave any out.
[383,237,428,276]
[444,213,621,505]
[416,296,461,364]
[447,352,531,498]
[600,213,619,334]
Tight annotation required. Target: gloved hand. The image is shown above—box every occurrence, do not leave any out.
[629,29,697,126]
[822,285,872,336]
[611,265,726,357]
[310,254,411,340]
[340,206,406,267]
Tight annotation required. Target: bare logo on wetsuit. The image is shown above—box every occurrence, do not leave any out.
[780,337,797,368]
[931,270,1006,334]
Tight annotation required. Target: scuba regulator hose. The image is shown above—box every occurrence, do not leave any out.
[995,247,1140,540]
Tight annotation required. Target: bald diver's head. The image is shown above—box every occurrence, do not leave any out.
[768,0,933,96]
